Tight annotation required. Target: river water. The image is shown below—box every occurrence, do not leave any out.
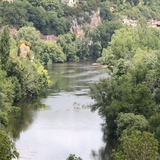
[11,61,110,160]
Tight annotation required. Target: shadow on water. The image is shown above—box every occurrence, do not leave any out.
[90,122,115,160]
[6,98,46,140]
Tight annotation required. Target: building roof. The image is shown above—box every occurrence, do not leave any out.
[40,35,58,41]
[156,21,160,26]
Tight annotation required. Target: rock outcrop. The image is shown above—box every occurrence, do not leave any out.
[70,8,101,37]
[18,41,34,61]
[89,8,101,27]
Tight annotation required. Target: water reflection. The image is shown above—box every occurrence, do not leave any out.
[9,61,111,160]
[6,99,46,140]
[89,122,114,160]
[47,61,109,93]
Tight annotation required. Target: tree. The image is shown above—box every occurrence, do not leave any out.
[66,154,82,160]
[89,78,123,136]
[90,72,156,135]
[57,33,78,61]
[40,0,64,16]
[15,26,40,48]
[15,26,40,58]
[149,114,160,151]
[0,26,10,70]
[27,0,41,7]
[28,6,49,34]
[112,130,159,160]
[75,37,90,59]
[115,112,149,136]
[2,1,30,28]
[0,130,19,160]
[90,20,122,58]
[7,57,50,98]
[44,41,66,63]
[100,1,114,20]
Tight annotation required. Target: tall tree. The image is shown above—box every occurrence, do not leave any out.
[0,26,10,70]
[112,131,159,160]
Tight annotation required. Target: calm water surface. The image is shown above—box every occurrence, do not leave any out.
[12,61,110,160]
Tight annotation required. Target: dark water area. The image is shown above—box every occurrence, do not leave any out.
[9,61,111,160]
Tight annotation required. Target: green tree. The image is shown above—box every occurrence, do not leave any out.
[28,6,49,34]
[90,74,156,135]
[57,33,78,61]
[115,112,149,136]
[7,57,50,98]
[112,131,159,160]
[40,0,64,16]
[149,114,160,151]
[44,41,66,63]
[0,26,10,70]
[75,37,90,59]
[15,26,40,48]
[90,20,122,58]
[0,68,17,126]
[15,26,41,58]
[0,130,19,160]
[66,154,82,160]
[100,1,114,20]
[2,1,30,28]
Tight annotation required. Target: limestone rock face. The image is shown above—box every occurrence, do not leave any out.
[18,43,34,61]
[89,8,101,27]
[2,0,13,2]
[70,8,101,37]
[62,0,79,7]
[18,43,30,58]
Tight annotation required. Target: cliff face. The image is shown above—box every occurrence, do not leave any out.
[18,43,34,61]
[62,0,79,7]
[89,8,101,27]
[70,8,101,37]
[18,43,30,58]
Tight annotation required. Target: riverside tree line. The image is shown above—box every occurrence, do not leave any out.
[90,25,160,159]
[0,0,160,159]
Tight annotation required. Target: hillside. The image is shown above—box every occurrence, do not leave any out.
[0,0,160,64]
[1,0,160,35]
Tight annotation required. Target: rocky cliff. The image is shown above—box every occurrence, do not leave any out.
[70,8,101,37]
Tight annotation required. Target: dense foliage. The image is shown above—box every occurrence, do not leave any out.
[66,154,82,160]
[90,25,160,158]
[0,0,102,35]
[110,0,160,20]
[112,130,159,160]
[0,0,70,35]
[0,131,19,160]
[0,26,50,124]
[1,0,160,159]
[0,26,50,157]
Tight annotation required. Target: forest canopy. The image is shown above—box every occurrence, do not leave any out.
[90,25,160,158]
[0,26,50,126]
[1,0,160,159]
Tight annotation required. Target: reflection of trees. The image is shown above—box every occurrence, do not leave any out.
[5,98,46,140]
[91,147,111,160]
[47,63,94,93]
[90,123,116,160]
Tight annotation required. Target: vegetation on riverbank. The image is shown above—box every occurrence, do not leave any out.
[90,25,160,159]
[1,0,160,159]
[0,26,50,127]
[0,26,50,158]
[0,131,19,160]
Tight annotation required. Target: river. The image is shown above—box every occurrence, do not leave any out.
[10,61,110,160]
